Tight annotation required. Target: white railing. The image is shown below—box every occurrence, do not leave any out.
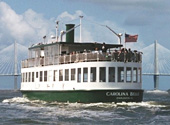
[21,52,142,68]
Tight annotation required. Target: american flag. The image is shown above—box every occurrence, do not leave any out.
[125,33,138,42]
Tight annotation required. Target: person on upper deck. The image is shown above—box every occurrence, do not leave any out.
[102,43,107,53]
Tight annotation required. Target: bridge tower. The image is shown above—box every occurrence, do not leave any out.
[154,40,159,90]
[14,41,18,90]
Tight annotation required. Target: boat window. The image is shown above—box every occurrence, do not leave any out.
[65,69,69,81]
[59,70,63,81]
[25,73,26,82]
[25,73,27,82]
[100,67,106,82]
[138,68,141,83]
[90,67,96,82]
[40,71,43,82]
[83,68,88,82]
[44,71,47,82]
[126,67,132,82]
[71,69,75,81]
[26,72,28,82]
[53,70,58,81]
[133,68,137,83]
[36,72,38,78]
[32,72,34,82]
[28,72,31,82]
[109,67,115,82]
[77,68,81,82]
[118,67,124,82]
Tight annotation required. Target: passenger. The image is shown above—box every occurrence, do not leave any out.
[114,50,119,61]
[94,48,98,53]
[127,48,133,62]
[119,48,124,62]
[72,51,75,55]
[106,52,111,60]
[102,42,107,53]
[124,49,128,62]
[133,50,137,62]
[108,52,111,58]
[137,52,142,62]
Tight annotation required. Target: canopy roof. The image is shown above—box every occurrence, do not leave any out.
[29,42,122,51]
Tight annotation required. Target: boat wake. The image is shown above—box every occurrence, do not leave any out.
[2,97,167,109]
[1,96,169,124]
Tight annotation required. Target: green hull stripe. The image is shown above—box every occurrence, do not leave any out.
[21,90,143,103]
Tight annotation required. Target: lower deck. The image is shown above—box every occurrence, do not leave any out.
[21,61,142,91]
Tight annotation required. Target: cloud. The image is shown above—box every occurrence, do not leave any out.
[81,0,170,27]
[54,10,145,50]
[0,1,54,49]
[0,2,33,43]
[56,10,94,42]
[83,0,169,12]
[0,1,145,51]
[57,10,83,22]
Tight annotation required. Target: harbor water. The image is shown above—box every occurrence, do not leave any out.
[0,90,170,125]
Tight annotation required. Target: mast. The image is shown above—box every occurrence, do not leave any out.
[56,21,59,42]
[79,16,83,42]
[154,40,159,90]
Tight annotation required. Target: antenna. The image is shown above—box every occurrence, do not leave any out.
[56,21,59,42]
[79,16,83,42]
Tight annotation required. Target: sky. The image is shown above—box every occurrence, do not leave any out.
[1,0,170,49]
[0,0,170,90]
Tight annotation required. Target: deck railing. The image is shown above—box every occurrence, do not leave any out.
[21,52,142,68]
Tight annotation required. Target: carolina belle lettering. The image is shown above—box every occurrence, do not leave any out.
[106,92,139,97]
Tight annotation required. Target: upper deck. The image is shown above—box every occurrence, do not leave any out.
[21,42,142,68]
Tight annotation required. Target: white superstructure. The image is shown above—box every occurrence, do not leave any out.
[20,23,143,103]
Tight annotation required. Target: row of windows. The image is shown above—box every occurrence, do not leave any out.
[22,67,141,83]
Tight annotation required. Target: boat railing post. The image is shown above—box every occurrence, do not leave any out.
[34,58,36,67]
[69,54,71,63]
[35,58,36,67]
[35,57,37,66]
[64,55,65,64]
[85,52,87,62]
[42,57,44,66]
[39,57,41,66]
[45,57,46,65]
[44,57,46,66]
[97,52,99,61]
[76,53,79,62]
[24,60,25,68]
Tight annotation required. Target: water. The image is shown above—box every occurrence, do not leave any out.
[0,90,170,125]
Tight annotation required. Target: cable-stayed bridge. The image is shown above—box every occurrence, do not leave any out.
[0,42,27,90]
[141,41,170,89]
[0,41,169,90]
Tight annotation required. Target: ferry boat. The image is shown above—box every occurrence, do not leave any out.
[20,22,143,103]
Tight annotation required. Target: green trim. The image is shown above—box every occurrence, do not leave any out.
[21,89,143,103]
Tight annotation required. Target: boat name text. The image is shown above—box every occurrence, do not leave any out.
[106,92,139,97]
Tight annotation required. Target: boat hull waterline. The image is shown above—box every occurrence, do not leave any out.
[21,89,143,103]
